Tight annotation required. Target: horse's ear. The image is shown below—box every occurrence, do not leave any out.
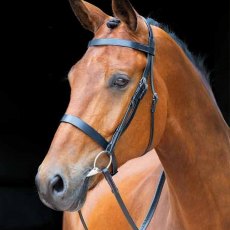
[112,0,138,31]
[69,0,108,33]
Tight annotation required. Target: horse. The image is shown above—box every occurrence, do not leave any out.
[35,0,230,229]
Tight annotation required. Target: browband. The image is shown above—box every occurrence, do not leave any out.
[88,38,154,55]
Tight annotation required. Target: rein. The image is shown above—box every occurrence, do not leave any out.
[61,18,165,230]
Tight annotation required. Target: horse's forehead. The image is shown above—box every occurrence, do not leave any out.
[73,46,146,78]
[69,21,148,79]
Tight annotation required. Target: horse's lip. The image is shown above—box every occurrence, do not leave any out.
[67,170,102,211]
[39,194,58,210]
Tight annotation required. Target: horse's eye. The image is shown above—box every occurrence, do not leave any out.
[113,77,129,88]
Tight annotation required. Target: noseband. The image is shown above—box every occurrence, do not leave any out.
[61,18,165,230]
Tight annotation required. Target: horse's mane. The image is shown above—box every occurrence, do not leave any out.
[148,18,210,85]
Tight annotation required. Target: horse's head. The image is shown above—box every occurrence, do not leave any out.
[35,0,166,211]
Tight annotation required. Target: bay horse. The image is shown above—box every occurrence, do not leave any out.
[35,0,230,229]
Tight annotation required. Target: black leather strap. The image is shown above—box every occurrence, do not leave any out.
[78,169,165,230]
[143,18,158,153]
[102,168,165,230]
[106,78,148,154]
[78,210,88,230]
[144,93,158,153]
[139,171,165,230]
[102,168,139,230]
[88,38,154,55]
[61,114,108,149]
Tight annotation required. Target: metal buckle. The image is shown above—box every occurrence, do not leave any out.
[151,92,158,112]
[86,151,112,177]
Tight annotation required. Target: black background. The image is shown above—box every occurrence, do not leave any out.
[0,0,229,230]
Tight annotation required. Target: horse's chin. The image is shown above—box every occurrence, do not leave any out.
[67,174,103,211]
[66,194,87,212]
[64,176,91,212]
[66,173,104,211]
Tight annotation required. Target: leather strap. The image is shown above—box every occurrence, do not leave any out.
[106,78,148,154]
[88,39,154,55]
[102,168,165,230]
[61,114,108,149]
[78,210,88,230]
[102,168,139,230]
[144,93,158,153]
[60,114,118,175]
[78,170,165,230]
[139,171,165,229]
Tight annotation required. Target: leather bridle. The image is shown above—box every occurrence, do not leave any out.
[61,18,165,230]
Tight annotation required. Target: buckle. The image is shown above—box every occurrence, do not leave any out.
[151,93,158,112]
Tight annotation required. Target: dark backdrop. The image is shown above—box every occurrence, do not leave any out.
[0,0,229,229]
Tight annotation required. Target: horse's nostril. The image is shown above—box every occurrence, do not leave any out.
[50,175,64,194]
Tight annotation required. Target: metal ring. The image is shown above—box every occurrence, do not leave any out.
[93,150,112,171]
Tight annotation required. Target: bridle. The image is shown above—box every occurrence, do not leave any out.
[61,17,165,230]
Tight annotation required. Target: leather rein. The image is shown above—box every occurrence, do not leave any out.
[61,18,165,230]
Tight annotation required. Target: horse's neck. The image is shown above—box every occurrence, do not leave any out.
[155,29,230,230]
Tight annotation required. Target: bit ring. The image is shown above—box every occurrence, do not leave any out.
[93,150,112,170]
